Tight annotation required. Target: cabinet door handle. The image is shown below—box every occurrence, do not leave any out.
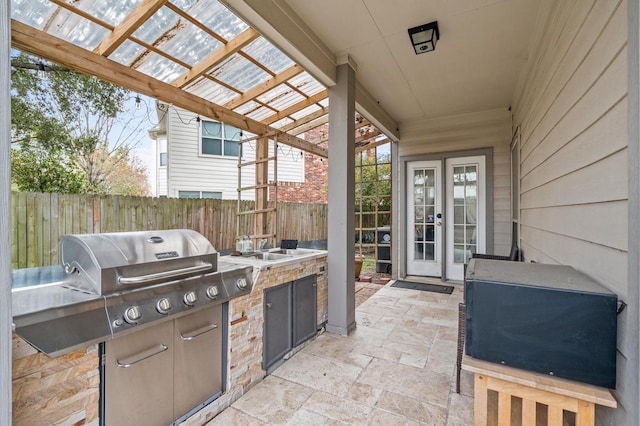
[116,344,168,368]
[180,323,218,340]
[266,303,273,308]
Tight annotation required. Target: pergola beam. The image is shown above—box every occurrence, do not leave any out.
[224,64,304,110]
[12,20,327,158]
[172,27,260,89]
[262,89,327,125]
[94,0,168,57]
[279,106,328,133]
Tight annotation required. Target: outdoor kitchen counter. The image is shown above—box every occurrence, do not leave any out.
[182,248,328,425]
[10,249,329,426]
[223,247,328,270]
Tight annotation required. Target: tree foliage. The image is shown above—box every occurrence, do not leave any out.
[10,53,150,196]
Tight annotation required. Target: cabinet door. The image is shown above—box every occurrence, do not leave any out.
[174,304,223,420]
[264,283,292,370]
[293,275,317,347]
[104,320,175,426]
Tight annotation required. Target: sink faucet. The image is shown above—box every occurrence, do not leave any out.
[258,239,268,251]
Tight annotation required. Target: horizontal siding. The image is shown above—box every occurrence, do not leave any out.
[165,107,304,200]
[520,226,626,298]
[400,109,512,256]
[513,0,629,423]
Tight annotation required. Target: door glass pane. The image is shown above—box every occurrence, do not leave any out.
[413,167,437,261]
[452,164,479,264]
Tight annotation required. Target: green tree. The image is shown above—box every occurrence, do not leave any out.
[10,53,149,195]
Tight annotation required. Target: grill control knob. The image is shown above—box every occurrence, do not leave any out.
[124,306,142,324]
[236,278,248,290]
[156,298,172,314]
[206,286,219,299]
[183,291,198,306]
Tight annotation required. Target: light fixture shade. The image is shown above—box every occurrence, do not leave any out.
[408,21,439,54]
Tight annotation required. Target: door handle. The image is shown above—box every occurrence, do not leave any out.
[116,344,168,368]
[266,303,273,308]
[180,323,219,340]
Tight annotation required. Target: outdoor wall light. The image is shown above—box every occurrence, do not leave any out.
[408,21,439,54]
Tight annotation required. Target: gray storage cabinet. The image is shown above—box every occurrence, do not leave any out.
[263,275,317,371]
[465,259,618,389]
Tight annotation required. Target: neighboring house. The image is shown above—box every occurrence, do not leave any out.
[149,103,327,202]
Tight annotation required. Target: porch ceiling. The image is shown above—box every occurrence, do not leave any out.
[9,0,540,151]
[283,0,541,125]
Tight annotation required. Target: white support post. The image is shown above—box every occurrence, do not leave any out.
[326,60,356,335]
[1,0,12,423]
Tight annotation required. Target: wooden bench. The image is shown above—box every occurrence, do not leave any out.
[462,356,617,426]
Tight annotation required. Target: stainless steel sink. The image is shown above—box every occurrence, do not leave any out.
[269,249,306,255]
[250,252,293,261]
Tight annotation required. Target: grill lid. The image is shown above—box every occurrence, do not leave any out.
[61,229,218,295]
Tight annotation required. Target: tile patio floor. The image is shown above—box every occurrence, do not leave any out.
[208,279,475,425]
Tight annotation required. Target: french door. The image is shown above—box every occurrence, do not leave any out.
[407,156,486,280]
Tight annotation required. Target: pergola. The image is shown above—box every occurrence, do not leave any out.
[4,1,391,401]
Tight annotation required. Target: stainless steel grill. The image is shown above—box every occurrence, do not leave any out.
[12,229,253,357]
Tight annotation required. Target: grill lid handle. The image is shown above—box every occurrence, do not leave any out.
[117,263,213,285]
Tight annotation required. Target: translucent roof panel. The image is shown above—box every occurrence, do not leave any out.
[157,21,223,66]
[72,0,141,27]
[135,52,188,83]
[289,72,326,97]
[109,39,147,67]
[185,78,240,105]
[132,6,182,45]
[290,104,323,121]
[173,0,249,41]
[247,106,277,122]
[242,38,295,75]
[271,117,294,129]
[209,54,271,93]
[234,101,261,115]
[12,1,109,50]
[259,86,306,112]
[11,0,58,28]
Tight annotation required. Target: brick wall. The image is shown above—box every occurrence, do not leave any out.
[272,127,328,204]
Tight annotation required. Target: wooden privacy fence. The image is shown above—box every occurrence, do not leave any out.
[11,192,328,269]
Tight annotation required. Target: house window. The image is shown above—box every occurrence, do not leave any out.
[178,190,223,199]
[201,121,241,157]
[159,137,167,167]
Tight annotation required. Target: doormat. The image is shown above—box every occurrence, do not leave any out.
[390,280,454,294]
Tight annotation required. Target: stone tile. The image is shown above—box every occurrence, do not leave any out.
[351,341,403,363]
[350,323,394,345]
[357,304,409,319]
[435,325,460,343]
[302,391,372,424]
[399,352,429,369]
[356,358,452,408]
[386,321,438,347]
[231,376,313,424]
[206,407,267,425]
[445,392,474,426]
[347,382,382,407]
[374,390,448,425]
[366,408,407,425]
[302,333,372,369]
[285,408,329,426]
[272,352,363,397]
